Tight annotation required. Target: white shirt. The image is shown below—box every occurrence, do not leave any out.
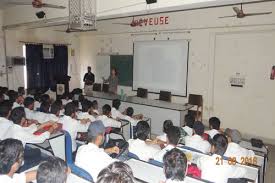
[77,112,96,122]
[59,115,89,151]
[12,102,23,109]
[4,124,50,147]
[128,139,160,161]
[62,99,72,106]
[111,107,124,119]
[0,117,13,140]
[166,179,187,183]
[0,173,26,183]
[123,115,139,127]
[182,126,193,136]
[96,115,121,128]
[45,89,56,101]
[224,142,255,163]
[206,129,220,139]
[3,94,9,100]
[157,133,167,142]
[34,101,40,111]
[153,144,175,163]
[75,143,116,181]
[197,154,246,183]
[45,114,60,122]
[185,135,211,153]
[24,108,49,123]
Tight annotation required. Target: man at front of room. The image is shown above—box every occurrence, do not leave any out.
[83,66,95,93]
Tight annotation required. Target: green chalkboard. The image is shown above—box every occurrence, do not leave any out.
[110,55,133,86]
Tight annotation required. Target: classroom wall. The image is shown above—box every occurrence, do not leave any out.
[0,10,8,87]
[79,1,275,144]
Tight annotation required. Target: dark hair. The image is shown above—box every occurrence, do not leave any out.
[209,117,221,130]
[24,97,35,108]
[0,101,12,117]
[1,87,8,94]
[10,107,26,125]
[40,102,50,113]
[34,93,41,102]
[78,95,85,103]
[111,68,118,76]
[97,162,134,183]
[163,148,187,181]
[88,66,91,70]
[8,91,18,103]
[163,120,173,134]
[50,102,62,115]
[18,87,25,95]
[54,99,63,108]
[167,126,181,145]
[37,157,68,183]
[40,94,50,104]
[102,104,111,115]
[112,99,121,110]
[126,107,134,117]
[82,100,92,112]
[92,100,98,109]
[72,100,79,110]
[211,134,228,156]
[0,139,24,174]
[193,121,205,136]
[64,102,76,117]
[184,114,195,128]
[135,121,150,141]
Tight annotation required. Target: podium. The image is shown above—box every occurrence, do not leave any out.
[55,75,71,97]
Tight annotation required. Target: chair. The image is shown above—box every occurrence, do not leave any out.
[102,84,109,93]
[64,131,94,182]
[148,159,164,168]
[159,90,172,102]
[137,88,148,98]
[93,83,102,92]
[188,94,203,121]
[127,152,140,160]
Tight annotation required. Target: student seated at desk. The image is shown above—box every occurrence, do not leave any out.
[0,101,13,140]
[77,99,96,122]
[91,100,100,116]
[46,101,62,122]
[179,114,195,144]
[75,121,119,181]
[123,107,140,127]
[40,101,50,113]
[12,94,24,109]
[154,126,181,163]
[61,93,73,106]
[0,139,36,183]
[128,121,160,161]
[156,120,174,143]
[224,128,255,163]
[185,121,211,154]
[24,97,49,123]
[206,117,221,139]
[197,134,246,183]
[37,157,69,183]
[60,102,90,152]
[96,104,121,128]
[33,94,41,111]
[162,148,188,183]
[111,99,124,119]
[97,161,134,183]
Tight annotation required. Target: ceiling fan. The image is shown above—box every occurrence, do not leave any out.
[219,3,272,19]
[112,17,144,27]
[54,26,97,34]
[6,0,66,9]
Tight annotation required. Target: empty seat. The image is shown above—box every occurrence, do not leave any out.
[159,90,172,102]
[93,83,102,92]
[137,88,148,98]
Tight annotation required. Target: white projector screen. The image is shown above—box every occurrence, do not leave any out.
[133,40,189,96]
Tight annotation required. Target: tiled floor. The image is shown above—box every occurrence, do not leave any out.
[265,145,275,183]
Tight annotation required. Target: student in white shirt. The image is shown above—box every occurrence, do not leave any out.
[37,157,69,183]
[224,128,255,163]
[123,107,140,127]
[154,126,181,163]
[197,134,246,183]
[18,87,26,97]
[185,121,211,153]
[0,139,36,183]
[61,93,73,106]
[128,121,160,161]
[77,99,96,122]
[96,104,121,128]
[0,101,13,140]
[75,120,119,181]
[162,148,188,183]
[40,101,51,113]
[111,99,124,119]
[179,114,195,144]
[91,100,100,116]
[206,117,221,139]
[60,102,90,152]
[156,120,174,143]
[24,97,49,123]
[12,94,24,109]
[2,87,9,100]
[47,101,62,122]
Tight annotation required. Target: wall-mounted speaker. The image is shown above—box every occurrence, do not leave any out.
[146,0,157,4]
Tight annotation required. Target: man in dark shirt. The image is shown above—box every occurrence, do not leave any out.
[83,66,95,86]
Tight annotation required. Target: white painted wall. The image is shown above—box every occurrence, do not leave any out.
[79,1,275,143]
[0,10,8,87]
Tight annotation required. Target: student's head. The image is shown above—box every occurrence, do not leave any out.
[40,102,50,113]
[8,91,18,103]
[15,95,24,105]
[224,128,242,144]
[97,162,134,183]
[0,100,12,118]
[211,134,228,156]
[163,120,173,134]
[184,114,195,128]
[50,102,62,116]
[111,68,118,76]
[135,121,150,141]
[88,66,91,72]
[64,102,76,118]
[163,148,187,182]
[18,87,25,95]
[167,126,181,146]
[193,121,205,136]
[37,157,68,183]
[126,107,134,117]
[0,139,24,175]
[87,120,106,146]
[209,117,221,130]
[10,107,26,126]
[24,97,35,110]
[2,87,8,94]
[72,100,79,110]
[0,93,4,102]
[82,100,92,113]
[34,93,41,102]
[40,94,50,104]
[102,104,111,116]
[78,95,85,103]
[112,99,121,110]
[92,100,98,110]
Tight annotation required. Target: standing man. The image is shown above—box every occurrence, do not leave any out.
[83,66,95,93]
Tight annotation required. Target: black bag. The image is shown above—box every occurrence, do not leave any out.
[251,138,264,148]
